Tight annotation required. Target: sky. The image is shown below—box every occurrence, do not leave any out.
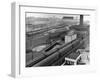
[26,13,90,21]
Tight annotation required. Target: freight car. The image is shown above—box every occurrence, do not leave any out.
[26,37,85,67]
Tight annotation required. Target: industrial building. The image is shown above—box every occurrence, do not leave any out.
[25,14,90,67]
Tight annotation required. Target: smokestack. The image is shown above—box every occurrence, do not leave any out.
[80,15,83,25]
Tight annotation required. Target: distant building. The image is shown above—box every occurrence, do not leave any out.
[62,16,74,20]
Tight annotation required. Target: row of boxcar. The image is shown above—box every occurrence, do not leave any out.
[26,37,85,67]
[26,24,89,67]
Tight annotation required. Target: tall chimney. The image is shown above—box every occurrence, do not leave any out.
[80,15,83,25]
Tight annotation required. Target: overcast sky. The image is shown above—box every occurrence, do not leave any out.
[26,13,78,18]
[26,13,90,21]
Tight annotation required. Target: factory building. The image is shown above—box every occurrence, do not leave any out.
[26,14,90,67]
